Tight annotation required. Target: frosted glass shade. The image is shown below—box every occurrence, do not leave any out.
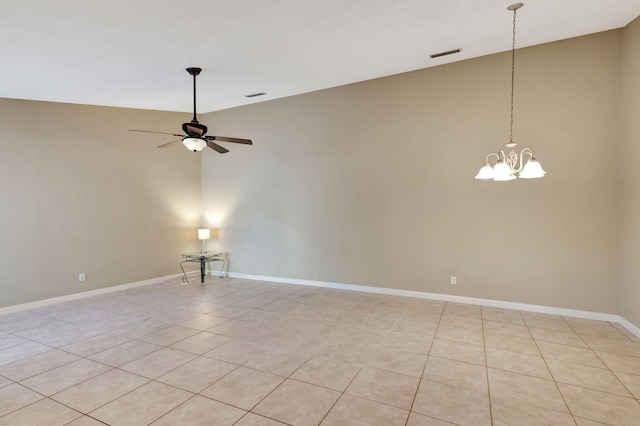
[183,137,207,152]
[519,157,546,179]
[198,228,210,240]
[492,160,516,181]
[475,163,494,180]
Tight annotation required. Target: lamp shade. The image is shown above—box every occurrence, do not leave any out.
[198,228,211,240]
[183,137,207,152]
[492,160,516,181]
[519,157,546,179]
[475,163,495,180]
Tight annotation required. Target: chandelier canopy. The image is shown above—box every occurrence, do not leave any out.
[475,3,545,181]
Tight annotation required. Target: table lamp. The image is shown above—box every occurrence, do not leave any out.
[198,228,210,253]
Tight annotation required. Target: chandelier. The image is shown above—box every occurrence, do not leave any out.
[475,3,545,181]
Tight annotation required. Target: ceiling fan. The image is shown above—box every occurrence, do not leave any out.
[129,67,252,153]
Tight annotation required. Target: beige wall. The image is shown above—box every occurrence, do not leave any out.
[619,16,640,327]
[2,24,634,323]
[202,30,622,314]
[0,99,201,308]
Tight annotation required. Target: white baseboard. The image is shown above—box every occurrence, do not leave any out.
[228,271,640,338]
[3,269,638,340]
[618,317,640,339]
[0,272,189,316]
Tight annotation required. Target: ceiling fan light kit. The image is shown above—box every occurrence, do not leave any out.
[475,3,546,181]
[183,137,207,152]
[129,67,253,154]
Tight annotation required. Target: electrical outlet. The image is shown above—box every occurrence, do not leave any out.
[450,275,457,285]
[79,273,86,282]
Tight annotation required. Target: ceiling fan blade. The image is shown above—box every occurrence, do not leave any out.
[205,135,253,145]
[206,141,230,154]
[129,129,185,137]
[157,139,182,148]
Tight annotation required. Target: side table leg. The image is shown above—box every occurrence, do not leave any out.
[180,261,190,285]
[200,259,205,283]
[218,260,226,278]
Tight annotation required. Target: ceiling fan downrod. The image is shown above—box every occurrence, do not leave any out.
[186,67,201,123]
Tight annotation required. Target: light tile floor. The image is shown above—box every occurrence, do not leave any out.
[0,276,639,425]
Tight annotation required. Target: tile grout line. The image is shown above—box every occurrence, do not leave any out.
[316,294,414,426]
[481,306,495,426]
[562,319,640,403]
[403,298,445,426]
[524,313,578,424]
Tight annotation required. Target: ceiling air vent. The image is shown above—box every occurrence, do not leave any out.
[430,48,461,59]
[245,92,266,98]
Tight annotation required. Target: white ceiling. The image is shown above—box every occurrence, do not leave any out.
[2,0,639,114]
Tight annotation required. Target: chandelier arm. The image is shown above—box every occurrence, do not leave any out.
[485,152,500,163]
[515,147,534,172]
[521,147,534,158]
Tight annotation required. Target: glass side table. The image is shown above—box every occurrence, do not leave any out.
[180,252,226,284]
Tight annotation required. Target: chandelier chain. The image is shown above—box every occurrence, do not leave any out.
[509,7,517,144]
